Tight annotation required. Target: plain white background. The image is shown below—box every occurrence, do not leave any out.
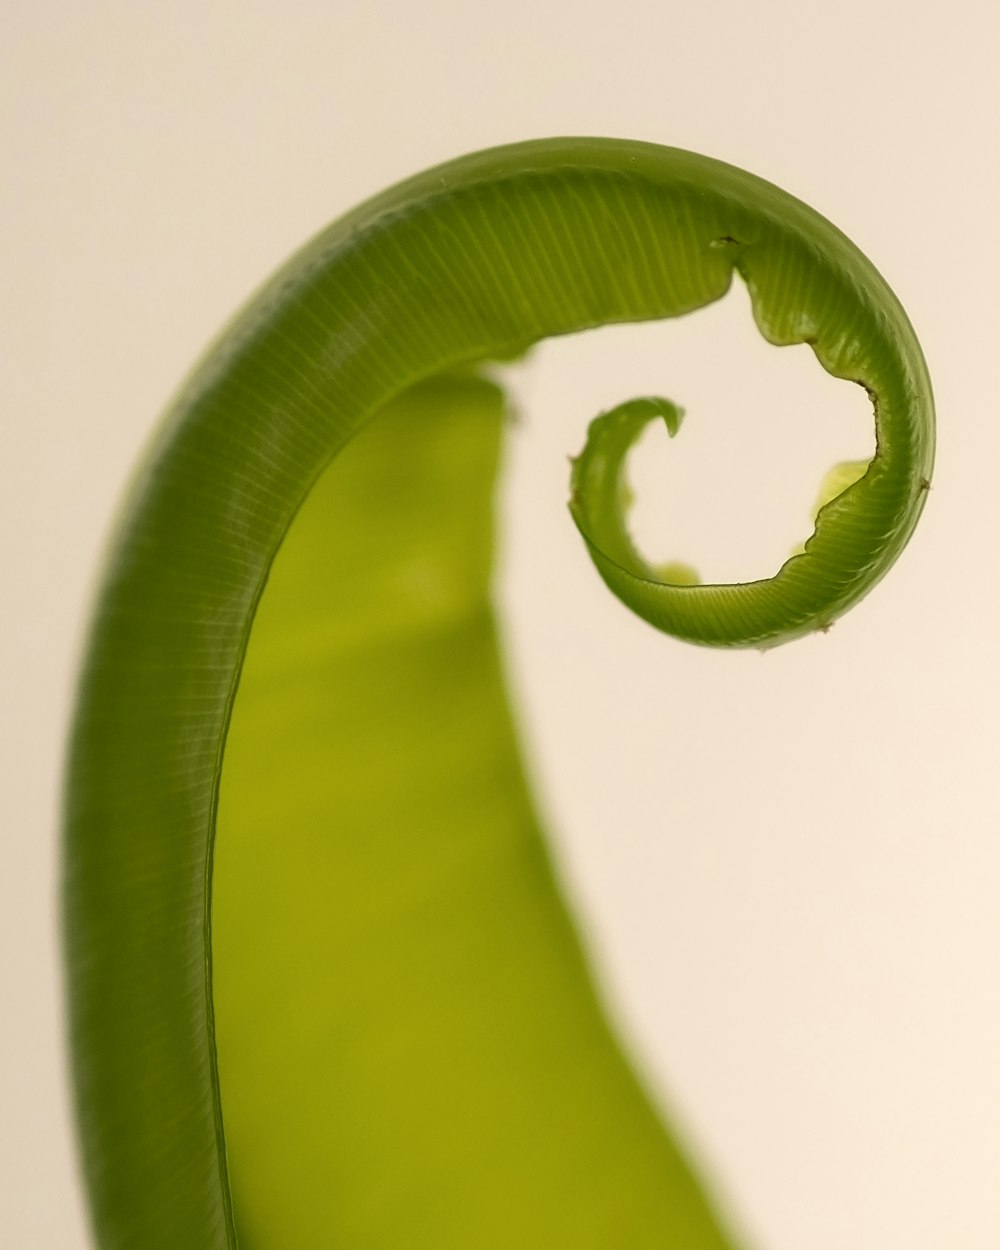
[3,2,998,1246]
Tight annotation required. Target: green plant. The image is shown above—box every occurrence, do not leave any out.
[63,137,934,1249]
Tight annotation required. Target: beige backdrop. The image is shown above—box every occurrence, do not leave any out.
[4,2,998,1246]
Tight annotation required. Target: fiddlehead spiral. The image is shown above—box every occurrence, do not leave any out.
[63,138,934,1250]
[566,223,932,649]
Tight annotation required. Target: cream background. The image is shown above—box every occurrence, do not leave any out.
[3,2,998,1246]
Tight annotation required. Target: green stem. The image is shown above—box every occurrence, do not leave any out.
[63,137,933,1250]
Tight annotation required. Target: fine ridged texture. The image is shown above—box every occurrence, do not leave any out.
[62,138,934,1249]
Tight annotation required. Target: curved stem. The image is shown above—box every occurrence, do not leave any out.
[63,137,934,1250]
